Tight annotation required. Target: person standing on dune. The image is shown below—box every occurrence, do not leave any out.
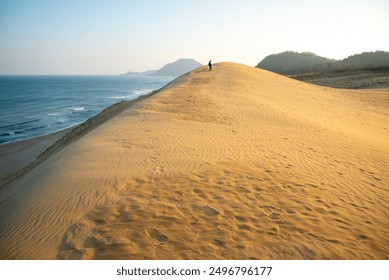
[208,60,212,71]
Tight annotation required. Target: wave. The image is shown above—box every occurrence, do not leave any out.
[23,125,47,132]
[0,75,172,144]
[108,89,153,100]
[70,107,85,111]
[0,131,16,137]
[0,119,41,130]
[107,94,135,99]
[47,106,86,117]
[134,89,153,95]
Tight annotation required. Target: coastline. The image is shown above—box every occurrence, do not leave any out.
[0,63,388,259]
[0,90,158,188]
[0,128,72,187]
[2,70,387,188]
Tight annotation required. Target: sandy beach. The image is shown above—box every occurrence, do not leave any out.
[0,129,69,186]
[0,62,388,259]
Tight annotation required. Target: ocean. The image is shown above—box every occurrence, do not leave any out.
[0,75,174,144]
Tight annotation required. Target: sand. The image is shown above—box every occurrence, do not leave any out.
[0,129,70,186]
[0,62,388,259]
[0,93,155,188]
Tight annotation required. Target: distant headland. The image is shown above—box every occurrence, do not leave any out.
[125,58,202,77]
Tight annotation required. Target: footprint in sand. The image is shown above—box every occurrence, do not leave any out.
[174,191,183,201]
[235,215,248,222]
[155,164,164,174]
[203,205,220,216]
[262,205,284,219]
[146,229,169,243]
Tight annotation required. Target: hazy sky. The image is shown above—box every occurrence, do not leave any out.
[1,0,388,74]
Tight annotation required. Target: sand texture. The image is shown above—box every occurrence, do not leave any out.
[0,63,388,259]
[0,94,155,188]
[0,129,69,186]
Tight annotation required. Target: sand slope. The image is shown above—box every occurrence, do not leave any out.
[0,63,388,259]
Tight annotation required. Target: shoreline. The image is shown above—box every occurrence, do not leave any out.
[0,90,158,188]
[0,128,73,187]
[0,63,388,259]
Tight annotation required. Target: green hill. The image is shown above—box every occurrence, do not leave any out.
[256,51,334,74]
[337,51,389,69]
[256,51,389,75]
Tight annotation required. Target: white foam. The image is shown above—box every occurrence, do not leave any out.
[71,107,85,111]
[108,89,153,100]
[108,95,133,99]
[134,89,153,95]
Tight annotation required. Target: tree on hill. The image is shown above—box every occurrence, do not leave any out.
[256,51,389,75]
[335,51,389,69]
[256,51,334,75]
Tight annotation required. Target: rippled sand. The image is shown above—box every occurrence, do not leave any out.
[0,63,388,259]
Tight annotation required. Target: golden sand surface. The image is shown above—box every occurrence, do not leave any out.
[0,63,388,259]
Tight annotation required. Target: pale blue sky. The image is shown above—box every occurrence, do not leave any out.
[0,0,388,74]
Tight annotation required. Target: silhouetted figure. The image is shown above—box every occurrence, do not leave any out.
[208,60,212,71]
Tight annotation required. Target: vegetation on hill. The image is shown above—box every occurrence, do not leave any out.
[256,51,389,75]
[338,51,389,68]
[257,51,334,75]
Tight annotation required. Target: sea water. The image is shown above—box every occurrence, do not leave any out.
[0,75,173,144]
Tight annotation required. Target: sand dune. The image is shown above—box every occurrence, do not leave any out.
[0,62,388,259]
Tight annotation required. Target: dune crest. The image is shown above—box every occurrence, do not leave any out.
[0,63,388,259]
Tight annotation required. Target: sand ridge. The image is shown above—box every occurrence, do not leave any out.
[0,63,388,259]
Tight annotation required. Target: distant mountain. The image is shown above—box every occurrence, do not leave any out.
[125,58,202,77]
[256,51,334,75]
[151,58,202,76]
[256,51,389,75]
